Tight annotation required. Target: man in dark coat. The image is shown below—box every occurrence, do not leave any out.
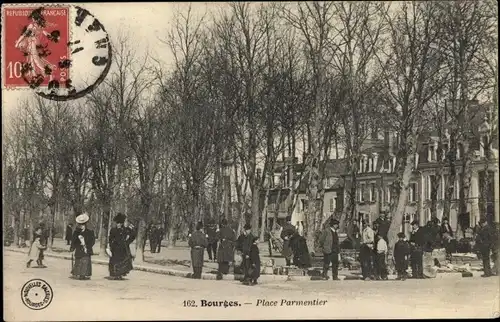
[374,212,390,244]
[440,217,455,258]
[240,224,255,285]
[216,219,236,280]
[394,232,411,280]
[319,219,340,280]
[153,223,165,253]
[65,223,73,246]
[248,235,261,285]
[476,217,496,277]
[281,216,297,266]
[149,224,159,253]
[409,220,425,279]
[206,220,218,261]
[108,213,136,280]
[188,221,208,279]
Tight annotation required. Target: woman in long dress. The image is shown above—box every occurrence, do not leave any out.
[108,213,136,280]
[70,213,95,280]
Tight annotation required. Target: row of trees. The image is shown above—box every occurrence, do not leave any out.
[3,2,497,261]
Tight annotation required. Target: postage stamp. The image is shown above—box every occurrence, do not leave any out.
[2,5,112,101]
[3,6,70,89]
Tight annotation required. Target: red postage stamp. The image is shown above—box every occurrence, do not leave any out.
[2,6,70,88]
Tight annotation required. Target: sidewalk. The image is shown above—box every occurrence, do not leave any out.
[5,238,485,281]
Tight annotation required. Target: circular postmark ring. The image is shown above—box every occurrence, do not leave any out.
[16,6,112,101]
[21,278,53,310]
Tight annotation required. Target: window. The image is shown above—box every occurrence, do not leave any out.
[386,186,391,203]
[359,184,366,202]
[426,208,431,222]
[426,175,435,200]
[441,175,448,199]
[442,144,448,161]
[455,179,460,199]
[369,183,376,202]
[329,198,334,212]
[367,158,372,172]
[408,183,417,202]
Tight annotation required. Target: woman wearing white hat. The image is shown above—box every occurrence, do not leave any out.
[70,213,95,280]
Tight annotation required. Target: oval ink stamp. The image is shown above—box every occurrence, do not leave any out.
[3,5,112,101]
[21,278,53,310]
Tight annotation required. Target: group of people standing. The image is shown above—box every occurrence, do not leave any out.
[28,212,137,281]
[147,223,165,253]
[188,219,261,285]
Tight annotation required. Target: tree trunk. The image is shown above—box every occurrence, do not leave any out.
[18,209,25,247]
[99,206,111,258]
[134,218,147,264]
[387,153,415,262]
[12,215,19,248]
[260,187,270,242]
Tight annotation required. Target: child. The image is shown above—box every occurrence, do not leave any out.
[248,236,261,285]
[394,232,411,281]
[375,233,388,280]
[27,228,47,268]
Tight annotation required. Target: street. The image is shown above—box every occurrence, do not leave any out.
[3,251,499,320]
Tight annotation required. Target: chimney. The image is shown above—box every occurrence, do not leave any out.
[384,131,393,154]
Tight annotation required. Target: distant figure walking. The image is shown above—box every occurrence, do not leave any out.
[70,213,95,280]
[206,220,218,262]
[27,227,47,268]
[248,236,261,285]
[189,221,208,279]
[65,223,74,246]
[108,213,136,280]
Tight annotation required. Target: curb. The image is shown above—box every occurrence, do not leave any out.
[5,248,484,281]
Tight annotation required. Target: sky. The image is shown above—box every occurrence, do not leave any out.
[1,2,215,118]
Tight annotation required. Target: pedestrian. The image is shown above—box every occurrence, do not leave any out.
[375,212,390,243]
[65,223,74,246]
[26,227,47,268]
[440,217,455,259]
[154,223,164,253]
[70,213,95,280]
[476,217,496,277]
[216,219,236,280]
[375,233,388,280]
[241,223,255,285]
[148,224,158,253]
[281,216,297,266]
[394,232,411,281]
[360,220,375,281]
[188,221,208,279]
[248,235,261,285]
[206,220,218,262]
[409,220,425,279]
[318,218,340,281]
[107,213,136,280]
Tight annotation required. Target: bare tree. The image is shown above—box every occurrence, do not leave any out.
[375,2,449,255]
[280,1,338,251]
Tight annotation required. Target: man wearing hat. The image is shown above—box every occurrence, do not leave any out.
[394,232,411,280]
[216,219,236,280]
[188,221,208,279]
[239,223,255,284]
[70,213,95,280]
[360,219,375,281]
[280,215,297,266]
[476,217,496,277]
[206,219,218,262]
[409,220,425,279]
[108,213,136,280]
[374,212,390,244]
[318,219,340,280]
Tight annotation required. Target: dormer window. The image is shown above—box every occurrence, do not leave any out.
[428,142,437,162]
[480,135,489,158]
[457,143,463,160]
